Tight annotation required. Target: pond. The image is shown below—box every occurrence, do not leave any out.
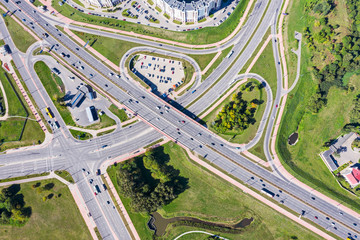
[288,132,299,145]
[149,212,254,236]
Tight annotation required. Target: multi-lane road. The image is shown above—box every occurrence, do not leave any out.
[0,0,359,239]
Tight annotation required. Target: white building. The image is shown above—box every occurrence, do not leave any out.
[85,0,120,8]
[155,0,221,23]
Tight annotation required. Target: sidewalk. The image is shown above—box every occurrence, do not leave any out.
[0,171,99,240]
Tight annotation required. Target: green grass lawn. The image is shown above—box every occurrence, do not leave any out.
[0,179,91,239]
[0,67,44,151]
[109,104,128,122]
[202,46,233,81]
[187,52,217,71]
[52,0,250,45]
[108,142,322,240]
[248,119,268,161]
[96,128,115,136]
[71,30,142,66]
[248,40,277,99]
[201,80,266,144]
[54,170,74,183]
[0,72,27,117]
[69,129,93,140]
[2,11,36,53]
[277,0,360,212]
[72,0,85,7]
[32,0,44,7]
[34,61,76,126]
[84,112,116,130]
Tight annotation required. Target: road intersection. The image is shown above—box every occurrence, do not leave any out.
[0,0,359,239]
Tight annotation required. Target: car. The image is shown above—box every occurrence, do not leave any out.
[89,179,93,184]
[199,145,202,148]
[354,223,358,226]
[314,216,318,219]
[107,201,110,204]
[105,84,108,87]
[276,104,278,108]
[236,147,241,149]
[94,192,97,196]
[89,73,93,77]
[278,62,280,64]
[250,176,254,180]
[326,217,330,220]
[211,143,215,146]
[280,200,284,204]
[311,197,315,200]
[181,120,185,123]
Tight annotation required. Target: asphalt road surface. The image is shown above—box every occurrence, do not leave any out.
[1,0,360,239]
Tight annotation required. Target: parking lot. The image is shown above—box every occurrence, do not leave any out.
[133,54,185,94]
[69,0,240,31]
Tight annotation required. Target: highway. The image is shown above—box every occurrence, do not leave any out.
[1,0,360,239]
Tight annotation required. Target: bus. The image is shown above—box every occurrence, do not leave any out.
[261,188,275,198]
[46,107,54,118]
[227,50,234,58]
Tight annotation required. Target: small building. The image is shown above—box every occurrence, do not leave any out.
[86,106,98,123]
[70,90,85,109]
[342,167,360,188]
[0,44,11,56]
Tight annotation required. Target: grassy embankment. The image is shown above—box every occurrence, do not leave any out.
[52,0,251,45]
[0,66,44,152]
[109,104,128,122]
[0,179,91,239]
[108,142,322,240]
[276,0,360,212]
[201,80,266,144]
[2,11,36,53]
[54,170,74,183]
[69,129,93,140]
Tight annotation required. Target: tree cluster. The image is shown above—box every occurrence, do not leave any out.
[213,85,260,133]
[0,185,31,226]
[303,0,360,113]
[350,95,360,123]
[116,148,188,212]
